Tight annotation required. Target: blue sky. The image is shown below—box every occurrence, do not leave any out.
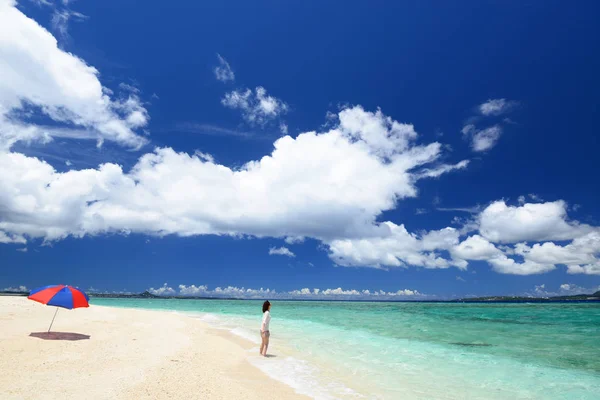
[1,0,599,299]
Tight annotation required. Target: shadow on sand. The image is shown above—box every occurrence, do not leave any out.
[30,332,91,341]
[263,354,277,358]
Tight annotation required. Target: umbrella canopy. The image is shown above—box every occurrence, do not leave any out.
[28,285,89,333]
[28,285,89,309]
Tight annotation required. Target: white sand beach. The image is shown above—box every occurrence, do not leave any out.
[0,296,307,400]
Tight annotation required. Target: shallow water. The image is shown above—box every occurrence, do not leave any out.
[93,299,600,399]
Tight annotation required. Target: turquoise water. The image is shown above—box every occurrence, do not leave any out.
[93,298,600,399]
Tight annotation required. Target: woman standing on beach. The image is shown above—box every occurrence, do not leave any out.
[260,301,271,356]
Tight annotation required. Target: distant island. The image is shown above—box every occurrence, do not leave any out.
[1,289,599,302]
[456,291,600,302]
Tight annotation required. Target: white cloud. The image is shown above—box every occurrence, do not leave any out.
[461,124,476,136]
[0,1,149,150]
[479,98,518,116]
[31,0,53,6]
[462,98,517,153]
[222,87,287,125]
[451,235,502,261]
[148,283,176,296]
[328,223,466,270]
[443,201,600,276]
[531,283,599,297]
[487,254,555,275]
[2,285,28,292]
[118,83,140,94]
[513,233,600,266]
[213,286,273,298]
[337,107,417,158]
[566,263,600,275]
[16,247,28,252]
[0,106,464,247]
[529,193,543,202]
[175,123,252,138]
[331,200,599,276]
[534,283,546,295]
[51,8,87,42]
[279,122,288,135]
[284,236,304,245]
[0,231,26,244]
[269,246,295,257]
[479,200,594,243]
[470,125,502,152]
[214,54,235,82]
[178,284,208,296]
[558,283,600,295]
[5,4,596,279]
[416,160,469,179]
[168,284,425,299]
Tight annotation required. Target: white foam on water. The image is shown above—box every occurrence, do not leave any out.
[249,354,365,400]
[195,313,222,323]
[229,327,262,344]
[182,311,363,399]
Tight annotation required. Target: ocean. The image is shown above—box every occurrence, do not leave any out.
[92,298,600,399]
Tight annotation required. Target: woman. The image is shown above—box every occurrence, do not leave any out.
[260,300,271,357]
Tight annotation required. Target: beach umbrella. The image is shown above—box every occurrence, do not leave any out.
[28,285,89,332]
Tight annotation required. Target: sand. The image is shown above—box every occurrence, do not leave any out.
[0,296,308,400]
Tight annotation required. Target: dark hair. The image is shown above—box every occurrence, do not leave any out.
[262,300,271,313]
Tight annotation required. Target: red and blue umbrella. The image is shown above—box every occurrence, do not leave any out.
[28,285,89,332]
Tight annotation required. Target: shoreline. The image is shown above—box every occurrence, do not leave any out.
[0,296,309,400]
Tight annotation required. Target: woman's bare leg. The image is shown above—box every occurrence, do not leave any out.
[260,334,266,355]
[263,336,269,356]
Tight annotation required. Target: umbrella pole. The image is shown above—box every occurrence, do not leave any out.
[48,308,59,333]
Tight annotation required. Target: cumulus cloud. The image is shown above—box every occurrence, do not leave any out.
[148,283,176,296]
[486,255,555,275]
[438,201,599,275]
[269,246,295,257]
[222,87,287,125]
[532,283,600,297]
[479,201,594,243]
[214,54,235,82]
[0,1,149,150]
[0,106,465,247]
[451,235,502,261]
[328,223,466,270]
[327,199,600,275]
[479,98,518,116]
[0,231,26,244]
[558,283,600,295]
[566,263,600,275]
[178,284,208,296]
[455,202,600,275]
[3,5,597,278]
[164,284,424,300]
